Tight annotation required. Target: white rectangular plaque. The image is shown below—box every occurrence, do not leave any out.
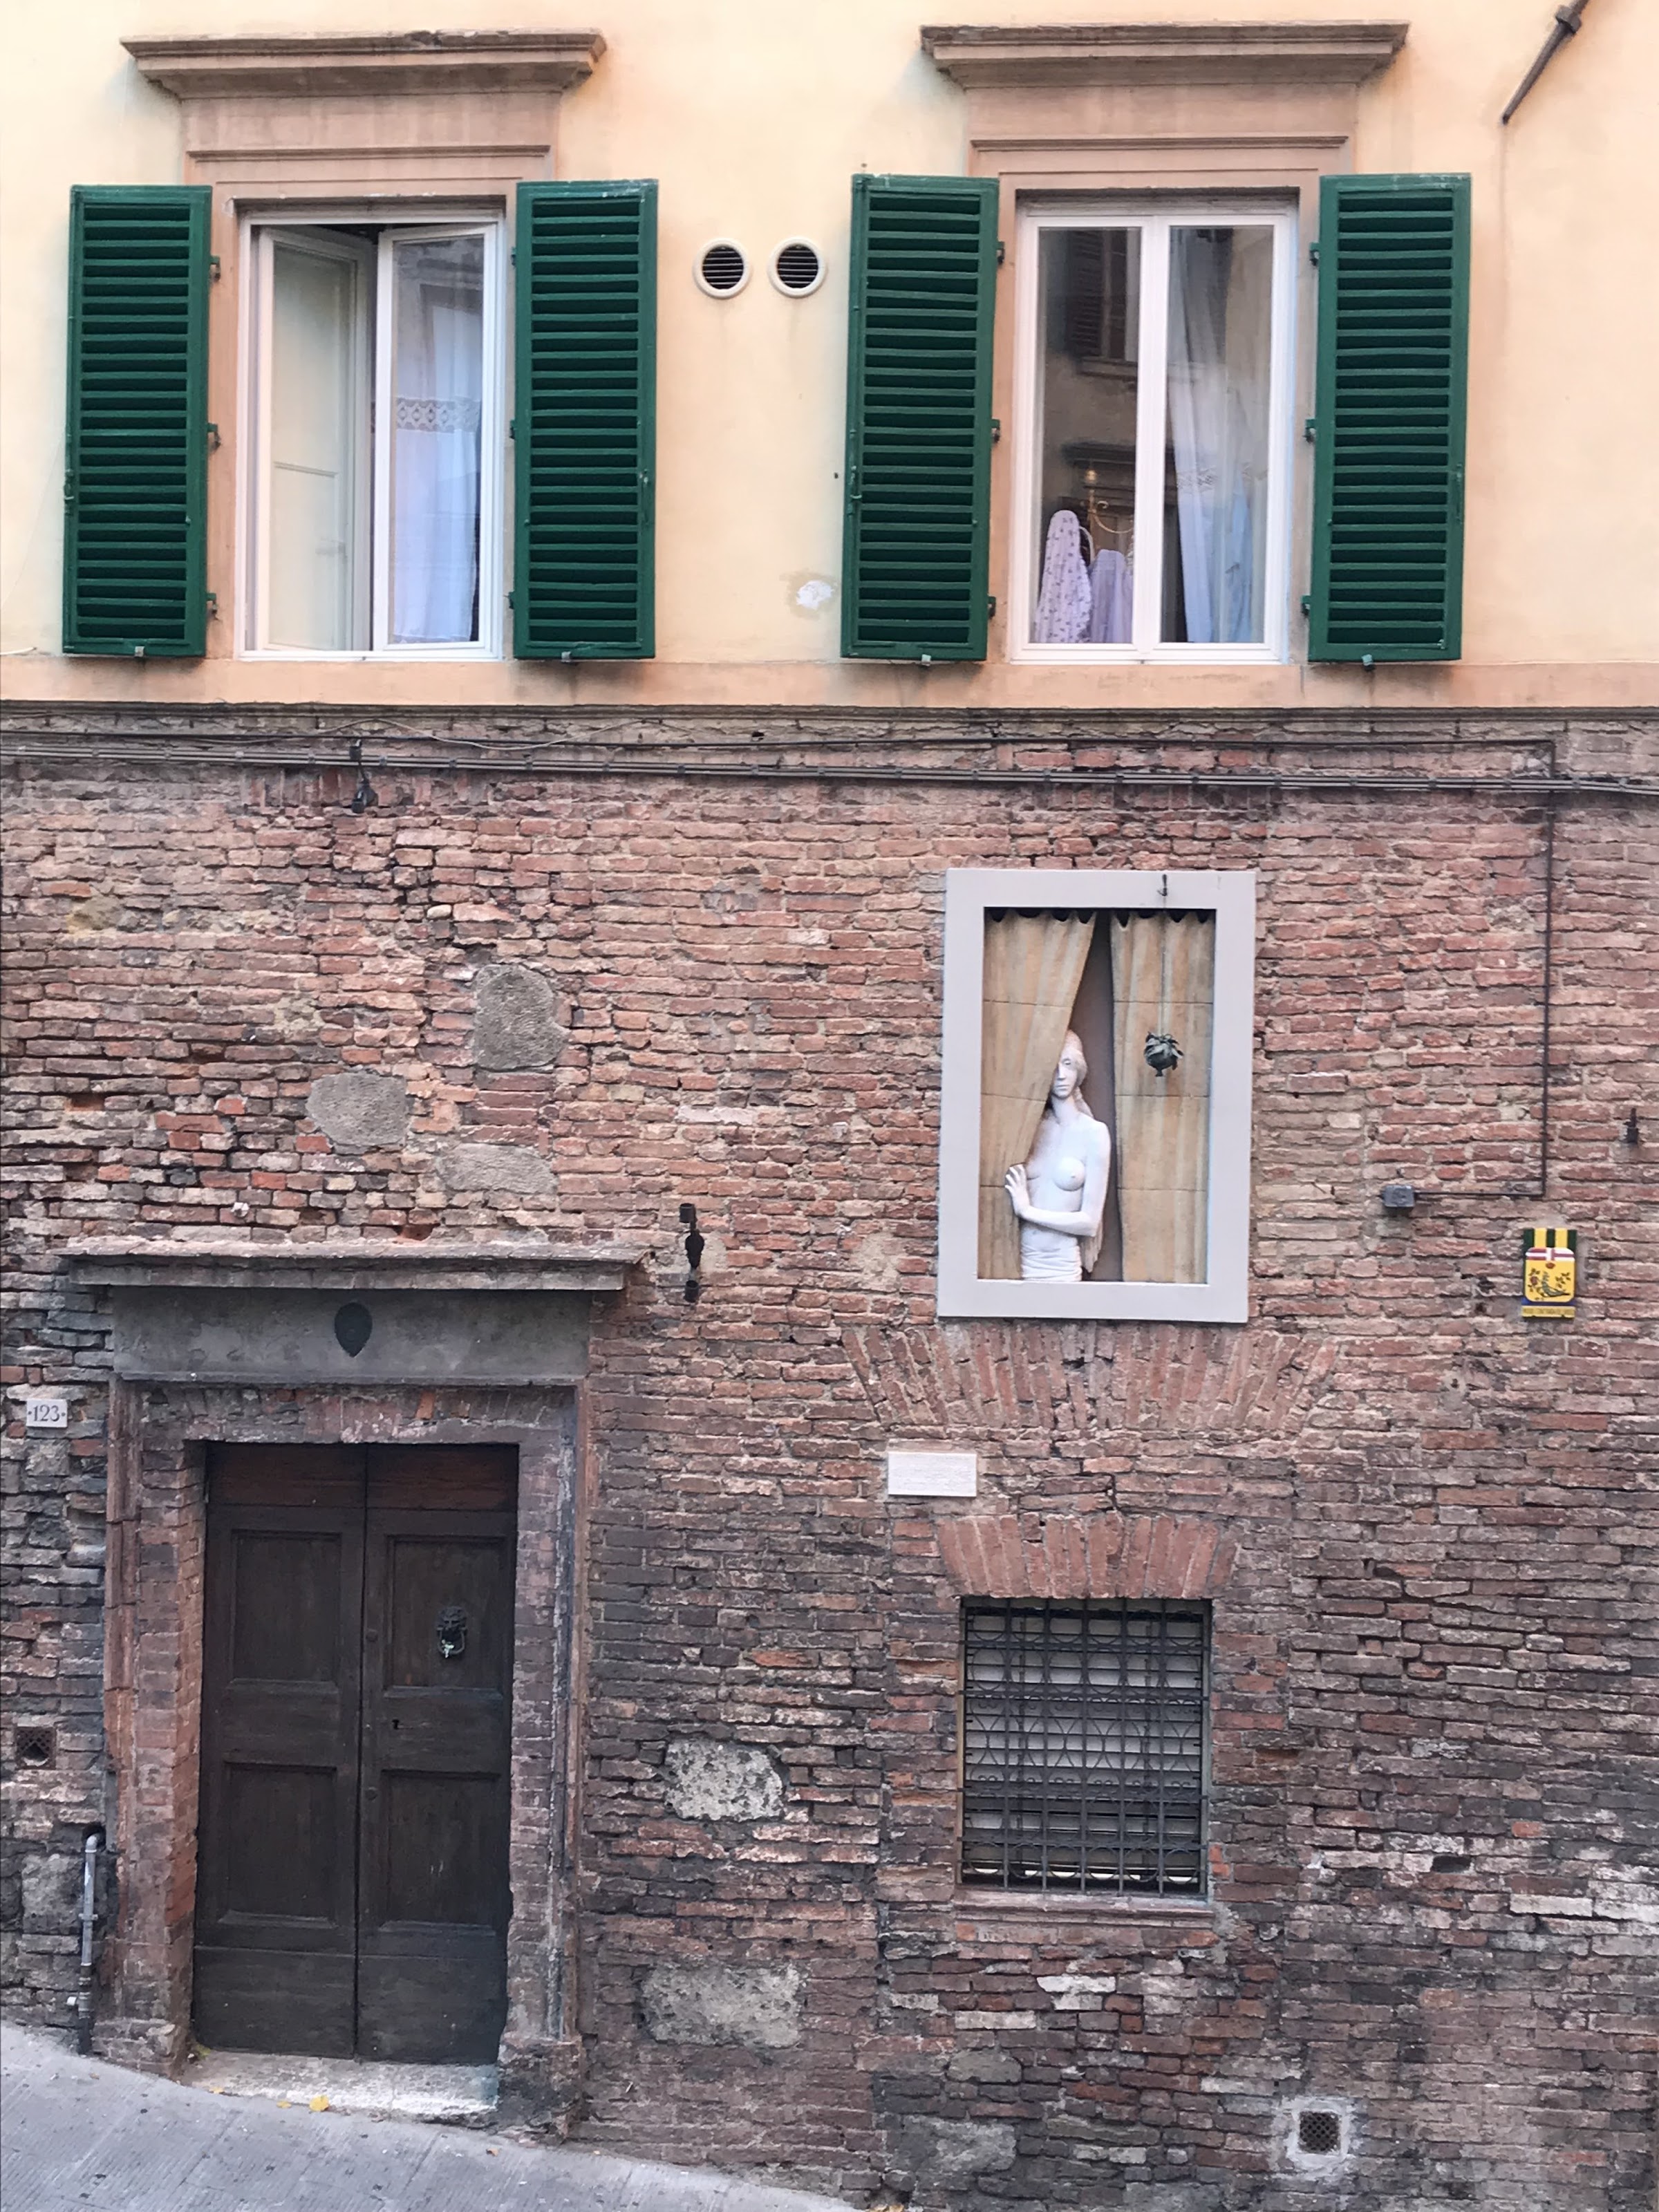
[886,1449,977,1499]
[25,1396,69,1432]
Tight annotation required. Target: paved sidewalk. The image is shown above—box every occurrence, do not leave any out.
[0,2023,858,2212]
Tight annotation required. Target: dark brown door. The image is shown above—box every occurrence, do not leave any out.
[194,1445,516,2062]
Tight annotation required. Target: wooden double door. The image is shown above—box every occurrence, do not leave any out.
[194,1445,517,2062]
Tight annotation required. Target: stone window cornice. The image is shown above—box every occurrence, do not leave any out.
[124,30,606,106]
[919,21,1407,92]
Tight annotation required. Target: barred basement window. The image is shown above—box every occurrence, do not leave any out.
[962,1600,1207,1895]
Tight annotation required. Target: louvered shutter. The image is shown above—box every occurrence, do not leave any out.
[63,186,211,657]
[841,175,997,661]
[1309,174,1471,663]
[514,181,656,659]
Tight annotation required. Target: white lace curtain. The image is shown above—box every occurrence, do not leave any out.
[390,236,485,646]
[1167,227,1271,646]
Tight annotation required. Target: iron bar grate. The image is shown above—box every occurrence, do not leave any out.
[962,1600,1207,1895]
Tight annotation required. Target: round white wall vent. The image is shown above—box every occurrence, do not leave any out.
[695,240,749,297]
[770,238,825,297]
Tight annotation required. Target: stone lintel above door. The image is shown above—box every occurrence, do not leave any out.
[68,1236,646,1386]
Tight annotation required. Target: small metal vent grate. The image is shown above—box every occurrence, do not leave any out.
[962,1600,1206,1895]
[15,1725,56,1769]
[697,241,748,296]
[1298,2110,1343,2157]
[771,238,824,296]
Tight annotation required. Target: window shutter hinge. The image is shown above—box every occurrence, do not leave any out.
[510,247,516,268]
[206,591,219,619]
[206,422,220,450]
[990,418,1000,444]
[1300,594,1311,617]
[509,418,516,440]
[996,239,1006,266]
[507,590,514,610]
[1304,418,1317,442]
[1309,241,1319,266]
[987,596,997,620]
[209,254,222,279]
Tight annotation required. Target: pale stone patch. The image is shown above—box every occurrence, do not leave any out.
[664,1738,786,1823]
[638,1963,802,2052]
[306,1071,410,1153]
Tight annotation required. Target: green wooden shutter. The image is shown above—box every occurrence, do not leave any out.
[63,185,211,657]
[514,181,656,659]
[841,174,997,661]
[1309,174,1471,663]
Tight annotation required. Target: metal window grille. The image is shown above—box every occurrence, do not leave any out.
[962,1600,1207,1895]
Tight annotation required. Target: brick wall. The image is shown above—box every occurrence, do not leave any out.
[3,711,1656,2210]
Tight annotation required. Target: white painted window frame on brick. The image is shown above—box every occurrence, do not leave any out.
[937,868,1255,1322]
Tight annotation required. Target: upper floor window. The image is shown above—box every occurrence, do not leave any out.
[1011,200,1296,663]
[244,212,506,658]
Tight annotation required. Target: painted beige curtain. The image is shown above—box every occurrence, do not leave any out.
[1110,914,1215,1282]
[978,912,1096,1280]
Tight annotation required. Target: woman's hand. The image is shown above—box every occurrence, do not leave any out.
[1004,1163,1032,1220]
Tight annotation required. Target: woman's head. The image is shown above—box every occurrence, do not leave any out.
[1051,1029,1088,1102]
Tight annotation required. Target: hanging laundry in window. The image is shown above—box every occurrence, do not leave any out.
[1088,546,1132,644]
[1033,508,1093,644]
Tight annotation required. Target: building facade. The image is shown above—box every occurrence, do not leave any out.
[3,6,1656,2209]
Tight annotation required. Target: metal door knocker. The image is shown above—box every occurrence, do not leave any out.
[435,1606,467,1660]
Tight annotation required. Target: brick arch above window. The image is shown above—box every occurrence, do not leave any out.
[937,1510,1239,1602]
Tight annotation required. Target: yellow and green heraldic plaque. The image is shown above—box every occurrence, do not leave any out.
[1521,1226,1577,1319]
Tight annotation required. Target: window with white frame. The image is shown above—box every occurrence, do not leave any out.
[244,212,505,657]
[937,870,1255,1322]
[1012,201,1295,662]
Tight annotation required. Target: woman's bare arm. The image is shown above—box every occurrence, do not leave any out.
[1004,1125,1112,1237]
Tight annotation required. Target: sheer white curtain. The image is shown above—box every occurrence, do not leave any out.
[390,236,485,646]
[1165,227,1271,645]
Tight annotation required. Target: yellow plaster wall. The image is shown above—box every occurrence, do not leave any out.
[3,0,1656,708]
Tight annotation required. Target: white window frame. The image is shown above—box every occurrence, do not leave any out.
[1009,198,1297,666]
[238,204,507,661]
[937,869,1257,1323]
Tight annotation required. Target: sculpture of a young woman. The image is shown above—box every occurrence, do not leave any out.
[1003,1029,1112,1282]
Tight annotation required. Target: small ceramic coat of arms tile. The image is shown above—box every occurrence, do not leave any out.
[1521,1226,1577,1319]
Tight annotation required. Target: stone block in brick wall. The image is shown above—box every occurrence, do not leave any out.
[663,1738,786,1821]
[473,964,569,1071]
[304,1072,409,1153]
[19,1851,79,1936]
[886,2117,1018,2188]
[438,1143,554,1194]
[638,1963,803,2052]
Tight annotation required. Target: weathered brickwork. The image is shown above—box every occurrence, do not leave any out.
[3,710,1656,2211]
